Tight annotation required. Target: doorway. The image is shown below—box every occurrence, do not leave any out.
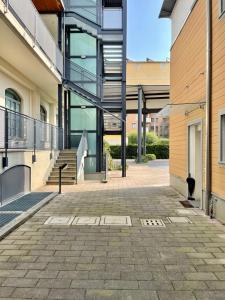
[188,121,203,207]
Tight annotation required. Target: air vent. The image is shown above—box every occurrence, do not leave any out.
[168,217,192,224]
[140,219,165,227]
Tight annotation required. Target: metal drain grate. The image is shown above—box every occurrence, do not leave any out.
[140,219,166,227]
[0,214,21,228]
[168,217,192,224]
[0,193,52,212]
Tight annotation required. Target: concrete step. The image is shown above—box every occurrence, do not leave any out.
[50,171,76,176]
[48,175,76,181]
[52,167,76,172]
[46,180,76,185]
[56,159,76,163]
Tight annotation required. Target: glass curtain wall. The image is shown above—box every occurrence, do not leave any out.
[68,28,99,173]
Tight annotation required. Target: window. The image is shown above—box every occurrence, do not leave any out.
[221,0,225,14]
[220,113,225,162]
[132,123,136,129]
[5,89,21,112]
[40,105,47,122]
[5,89,22,138]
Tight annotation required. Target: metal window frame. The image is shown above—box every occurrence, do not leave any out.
[219,109,225,164]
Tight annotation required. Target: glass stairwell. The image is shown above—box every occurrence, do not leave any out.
[64,0,102,37]
[64,58,102,103]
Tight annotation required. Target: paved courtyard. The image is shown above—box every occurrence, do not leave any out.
[1,161,225,299]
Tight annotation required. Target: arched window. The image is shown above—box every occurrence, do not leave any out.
[5,89,22,138]
[40,105,47,122]
[5,89,21,112]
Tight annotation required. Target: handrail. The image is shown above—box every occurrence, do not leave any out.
[76,130,88,182]
[65,58,102,97]
[2,0,63,74]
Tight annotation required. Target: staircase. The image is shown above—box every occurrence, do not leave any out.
[46,150,77,185]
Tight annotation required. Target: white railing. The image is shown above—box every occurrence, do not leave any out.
[76,130,88,182]
[2,0,63,74]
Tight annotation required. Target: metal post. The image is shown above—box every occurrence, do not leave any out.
[32,119,36,163]
[50,125,53,160]
[137,86,142,163]
[143,112,147,156]
[59,163,68,194]
[64,91,68,149]
[3,109,8,168]
[121,0,127,177]
[58,84,63,150]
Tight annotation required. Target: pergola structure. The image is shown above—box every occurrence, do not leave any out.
[126,84,170,161]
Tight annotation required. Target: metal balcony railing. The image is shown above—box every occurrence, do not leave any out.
[2,0,63,74]
[0,106,63,167]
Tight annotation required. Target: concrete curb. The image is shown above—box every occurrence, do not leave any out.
[0,192,58,240]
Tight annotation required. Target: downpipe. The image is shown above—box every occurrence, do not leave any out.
[205,0,213,217]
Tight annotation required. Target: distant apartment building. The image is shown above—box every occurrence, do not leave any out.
[160,0,225,222]
[127,114,169,138]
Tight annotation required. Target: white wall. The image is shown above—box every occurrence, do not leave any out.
[171,0,196,45]
[0,59,57,124]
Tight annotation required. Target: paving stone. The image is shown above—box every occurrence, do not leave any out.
[86,289,158,300]
[2,277,38,288]
[0,287,15,297]
[37,278,71,289]
[71,280,104,289]
[158,291,196,300]
[194,291,225,300]
[25,270,58,279]
[139,280,173,290]
[12,287,49,299]
[58,271,89,280]
[104,280,139,290]
[184,272,217,281]
[48,288,85,300]
[205,280,225,290]
[172,280,208,290]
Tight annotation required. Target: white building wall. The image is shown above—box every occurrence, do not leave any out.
[171,0,196,45]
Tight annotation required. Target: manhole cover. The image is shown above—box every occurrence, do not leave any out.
[168,217,192,223]
[44,216,74,225]
[140,219,165,227]
[72,216,100,226]
[176,209,197,216]
[100,216,132,226]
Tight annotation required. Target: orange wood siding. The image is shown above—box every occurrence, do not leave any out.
[170,0,206,181]
[211,0,225,198]
[32,0,64,12]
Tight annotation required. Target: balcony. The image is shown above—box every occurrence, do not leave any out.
[1,0,63,75]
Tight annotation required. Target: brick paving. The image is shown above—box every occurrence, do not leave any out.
[0,161,225,299]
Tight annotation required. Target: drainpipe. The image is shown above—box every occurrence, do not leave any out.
[205,0,212,216]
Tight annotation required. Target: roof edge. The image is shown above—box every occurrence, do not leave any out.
[159,0,177,18]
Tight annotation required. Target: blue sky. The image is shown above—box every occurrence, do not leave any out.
[127,0,171,61]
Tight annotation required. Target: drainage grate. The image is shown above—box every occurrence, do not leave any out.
[140,219,166,227]
[100,216,132,226]
[72,216,100,226]
[0,193,52,212]
[44,216,74,225]
[0,214,21,228]
[168,217,192,224]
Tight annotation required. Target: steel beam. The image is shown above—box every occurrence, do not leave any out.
[137,86,142,163]
[143,101,147,156]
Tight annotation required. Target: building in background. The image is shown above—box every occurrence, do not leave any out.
[127,113,169,138]
[160,0,225,223]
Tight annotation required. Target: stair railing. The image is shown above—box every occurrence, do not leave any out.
[65,58,103,98]
[76,130,88,183]
[64,0,102,25]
